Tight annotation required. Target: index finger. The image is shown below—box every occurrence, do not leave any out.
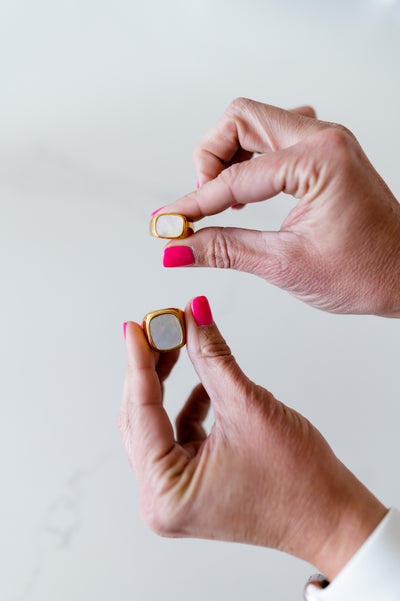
[118,322,176,479]
[157,145,300,221]
[193,98,318,186]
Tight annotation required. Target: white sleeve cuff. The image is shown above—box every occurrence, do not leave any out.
[304,507,400,601]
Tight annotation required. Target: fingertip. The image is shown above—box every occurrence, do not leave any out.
[124,321,155,369]
[124,320,140,339]
[151,206,166,217]
[184,296,244,413]
[124,321,136,343]
[306,105,317,118]
[290,105,317,119]
[163,246,195,268]
[190,296,213,326]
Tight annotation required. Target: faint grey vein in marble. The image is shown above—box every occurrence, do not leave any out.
[13,451,117,601]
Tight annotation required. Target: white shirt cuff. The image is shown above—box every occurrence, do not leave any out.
[304,507,400,601]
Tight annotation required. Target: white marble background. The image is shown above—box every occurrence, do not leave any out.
[1,1,400,599]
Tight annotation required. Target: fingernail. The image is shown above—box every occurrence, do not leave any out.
[191,296,213,326]
[163,246,194,267]
[123,322,127,340]
[151,206,166,216]
[196,180,200,189]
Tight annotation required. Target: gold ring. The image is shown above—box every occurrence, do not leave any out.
[150,213,194,239]
[142,308,186,352]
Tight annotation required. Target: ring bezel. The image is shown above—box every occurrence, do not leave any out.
[142,308,186,352]
[149,213,194,239]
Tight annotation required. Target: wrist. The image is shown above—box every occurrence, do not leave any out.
[305,508,400,600]
[309,477,387,581]
[374,225,400,318]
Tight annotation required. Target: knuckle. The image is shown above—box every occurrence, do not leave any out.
[241,383,277,418]
[309,125,359,178]
[192,144,206,165]
[223,160,242,182]
[206,227,234,269]
[189,326,233,365]
[327,122,356,140]
[226,96,252,115]
[139,492,186,538]
[218,161,237,187]
[301,104,316,117]
[199,337,232,361]
[216,162,242,202]
[317,124,357,154]
[139,499,170,537]
[137,451,193,538]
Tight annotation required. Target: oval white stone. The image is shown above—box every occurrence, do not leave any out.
[156,214,184,238]
[149,313,183,350]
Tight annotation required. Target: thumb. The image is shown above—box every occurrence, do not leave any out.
[157,146,307,221]
[185,296,257,418]
[163,226,302,286]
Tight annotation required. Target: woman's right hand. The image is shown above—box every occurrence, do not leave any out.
[119,297,387,583]
[158,98,400,317]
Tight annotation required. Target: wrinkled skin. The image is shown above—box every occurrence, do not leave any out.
[161,99,400,316]
[119,99,399,583]
[119,301,386,582]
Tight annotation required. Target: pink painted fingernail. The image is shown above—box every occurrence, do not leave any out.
[151,206,166,216]
[191,296,213,326]
[123,322,127,340]
[196,180,200,189]
[163,246,194,267]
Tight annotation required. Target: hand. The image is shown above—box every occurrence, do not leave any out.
[118,296,387,581]
[158,98,400,317]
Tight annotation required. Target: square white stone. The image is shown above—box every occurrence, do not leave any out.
[149,313,183,350]
[156,214,185,238]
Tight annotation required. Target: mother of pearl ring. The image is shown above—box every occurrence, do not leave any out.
[150,213,194,239]
[142,308,186,352]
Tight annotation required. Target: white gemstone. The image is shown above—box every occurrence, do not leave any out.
[149,313,183,350]
[156,214,184,238]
